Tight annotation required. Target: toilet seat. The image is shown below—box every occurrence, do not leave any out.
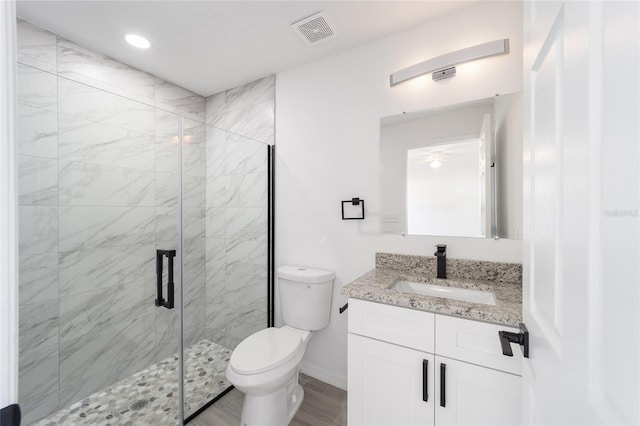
[229,327,304,375]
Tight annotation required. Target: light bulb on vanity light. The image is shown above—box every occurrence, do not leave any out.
[430,159,442,169]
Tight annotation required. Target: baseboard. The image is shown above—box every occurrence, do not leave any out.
[300,362,347,391]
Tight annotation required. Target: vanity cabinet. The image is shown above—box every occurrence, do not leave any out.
[349,334,435,425]
[347,298,522,426]
[434,355,520,426]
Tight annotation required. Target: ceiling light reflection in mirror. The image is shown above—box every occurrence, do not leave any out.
[406,139,483,236]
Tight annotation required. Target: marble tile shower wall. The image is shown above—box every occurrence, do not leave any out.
[16,20,206,424]
[204,76,274,350]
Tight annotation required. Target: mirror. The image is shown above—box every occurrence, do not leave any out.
[380,92,522,239]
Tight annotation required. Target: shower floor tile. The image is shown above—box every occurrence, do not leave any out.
[31,339,232,426]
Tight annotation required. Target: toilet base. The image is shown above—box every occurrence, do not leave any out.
[239,371,304,426]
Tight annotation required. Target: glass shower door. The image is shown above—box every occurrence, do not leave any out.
[182,128,271,420]
[17,60,184,424]
[153,108,186,425]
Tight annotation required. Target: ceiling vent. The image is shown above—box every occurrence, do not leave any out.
[291,12,337,46]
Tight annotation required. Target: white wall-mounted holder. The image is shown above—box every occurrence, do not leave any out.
[342,198,365,220]
[390,39,509,86]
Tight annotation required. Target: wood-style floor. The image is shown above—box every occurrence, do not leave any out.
[189,374,347,426]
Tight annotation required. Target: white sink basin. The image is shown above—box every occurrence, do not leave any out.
[392,280,496,306]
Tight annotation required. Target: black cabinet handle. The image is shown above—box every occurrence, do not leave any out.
[155,249,176,309]
[498,322,529,358]
[422,359,429,402]
[440,363,446,407]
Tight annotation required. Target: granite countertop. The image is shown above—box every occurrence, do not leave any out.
[341,253,523,327]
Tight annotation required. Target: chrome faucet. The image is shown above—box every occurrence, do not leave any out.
[434,244,447,279]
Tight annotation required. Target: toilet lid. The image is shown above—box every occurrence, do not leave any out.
[229,327,304,375]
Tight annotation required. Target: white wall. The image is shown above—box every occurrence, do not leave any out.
[275,1,523,389]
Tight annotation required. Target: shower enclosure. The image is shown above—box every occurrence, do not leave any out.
[16,20,274,425]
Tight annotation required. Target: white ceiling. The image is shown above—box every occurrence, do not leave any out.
[17,1,482,97]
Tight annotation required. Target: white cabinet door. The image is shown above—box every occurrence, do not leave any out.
[348,298,435,353]
[348,333,434,426]
[435,314,522,376]
[435,356,521,426]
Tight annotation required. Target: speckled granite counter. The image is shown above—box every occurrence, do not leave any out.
[341,253,523,327]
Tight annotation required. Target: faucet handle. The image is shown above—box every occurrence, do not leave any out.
[435,244,446,256]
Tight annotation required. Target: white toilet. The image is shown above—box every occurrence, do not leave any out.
[225,265,335,426]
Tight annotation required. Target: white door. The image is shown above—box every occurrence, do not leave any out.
[479,113,493,237]
[348,334,435,426]
[435,356,521,426]
[523,1,639,425]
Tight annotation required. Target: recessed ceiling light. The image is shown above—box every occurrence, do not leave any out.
[125,34,150,49]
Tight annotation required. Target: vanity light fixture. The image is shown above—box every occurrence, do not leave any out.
[125,34,151,49]
[390,39,509,86]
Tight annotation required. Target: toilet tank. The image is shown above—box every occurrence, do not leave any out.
[278,265,335,331]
